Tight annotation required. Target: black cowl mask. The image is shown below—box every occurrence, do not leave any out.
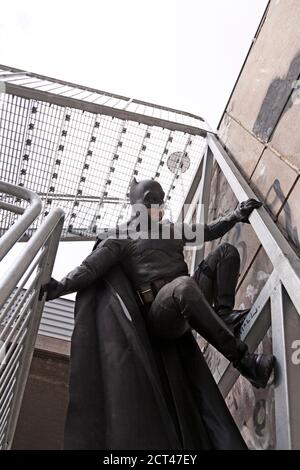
[129,178,165,208]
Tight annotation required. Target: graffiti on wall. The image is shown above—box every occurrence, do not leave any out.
[266,178,300,251]
[253,53,300,141]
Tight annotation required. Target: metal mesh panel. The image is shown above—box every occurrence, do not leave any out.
[0,64,210,131]
[0,69,207,240]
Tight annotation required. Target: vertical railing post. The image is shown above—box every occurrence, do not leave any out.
[190,146,214,274]
[272,283,300,450]
[271,282,291,450]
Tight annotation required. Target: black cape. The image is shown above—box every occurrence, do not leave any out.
[64,265,247,450]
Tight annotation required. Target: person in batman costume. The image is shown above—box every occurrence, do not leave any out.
[41,178,275,450]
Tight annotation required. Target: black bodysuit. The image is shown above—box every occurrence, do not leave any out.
[50,212,238,298]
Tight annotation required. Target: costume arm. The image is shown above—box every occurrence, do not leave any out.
[184,199,262,243]
[203,212,237,241]
[181,213,237,245]
[42,239,125,300]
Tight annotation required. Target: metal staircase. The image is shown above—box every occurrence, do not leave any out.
[0,65,300,449]
[190,135,300,450]
[0,181,64,449]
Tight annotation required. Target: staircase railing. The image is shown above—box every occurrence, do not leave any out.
[190,134,300,450]
[1,130,300,450]
[0,181,64,449]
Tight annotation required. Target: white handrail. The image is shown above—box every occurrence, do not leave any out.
[0,181,64,449]
[0,181,42,262]
[207,135,300,313]
[0,207,64,310]
[196,134,300,450]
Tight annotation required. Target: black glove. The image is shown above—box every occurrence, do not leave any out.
[234,198,262,224]
[39,277,61,301]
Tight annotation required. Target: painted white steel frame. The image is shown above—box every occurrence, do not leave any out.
[0,181,64,449]
[190,133,300,450]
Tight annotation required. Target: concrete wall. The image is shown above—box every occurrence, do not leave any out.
[12,336,70,450]
[201,0,300,449]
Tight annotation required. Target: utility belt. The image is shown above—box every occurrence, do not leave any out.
[136,278,170,306]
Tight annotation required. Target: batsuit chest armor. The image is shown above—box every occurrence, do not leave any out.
[120,234,189,289]
[123,177,188,287]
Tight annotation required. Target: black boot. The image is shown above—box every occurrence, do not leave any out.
[172,277,248,364]
[218,308,250,336]
[234,352,275,389]
[171,277,275,388]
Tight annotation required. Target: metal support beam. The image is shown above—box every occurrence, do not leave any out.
[4,83,210,137]
[0,63,207,123]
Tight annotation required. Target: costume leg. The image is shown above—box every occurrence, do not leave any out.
[146,276,247,364]
[192,243,249,333]
[146,275,274,388]
[192,242,239,311]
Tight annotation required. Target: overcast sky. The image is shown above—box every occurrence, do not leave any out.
[0,0,268,128]
[0,0,269,299]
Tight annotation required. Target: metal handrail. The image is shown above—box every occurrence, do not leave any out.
[0,182,42,262]
[0,126,299,450]
[0,181,64,449]
[207,135,300,312]
[193,134,300,449]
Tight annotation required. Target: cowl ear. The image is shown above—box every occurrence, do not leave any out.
[131,177,138,186]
